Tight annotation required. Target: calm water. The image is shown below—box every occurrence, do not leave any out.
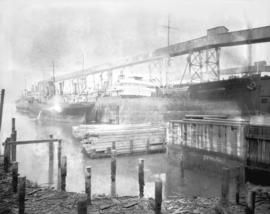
[0,102,223,198]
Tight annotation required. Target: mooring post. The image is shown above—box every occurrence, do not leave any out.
[111,150,117,197]
[48,135,54,186]
[12,161,18,193]
[246,191,256,214]
[235,166,241,204]
[0,89,5,132]
[11,131,17,162]
[162,127,166,151]
[49,135,54,163]
[180,153,184,179]
[85,166,91,204]
[77,197,87,214]
[155,178,162,214]
[11,117,16,133]
[18,176,26,214]
[4,138,11,172]
[10,118,17,162]
[61,156,67,191]
[138,159,145,198]
[221,167,230,206]
[57,140,62,190]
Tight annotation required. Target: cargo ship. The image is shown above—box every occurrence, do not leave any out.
[15,75,159,123]
[16,67,270,124]
[15,80,96,123]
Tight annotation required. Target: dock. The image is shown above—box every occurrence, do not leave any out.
[167,117,249,173]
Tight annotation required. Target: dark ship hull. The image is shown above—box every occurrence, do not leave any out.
[188,75,270,115]
[16,98,96,123]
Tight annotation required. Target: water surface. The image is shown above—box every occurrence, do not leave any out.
[1,102,223,198]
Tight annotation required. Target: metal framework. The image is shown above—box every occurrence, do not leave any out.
[188,51,203,83]
[186,48,220,83]
[205,48,220,81]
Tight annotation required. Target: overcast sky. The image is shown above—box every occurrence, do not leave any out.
[1,0,270,97]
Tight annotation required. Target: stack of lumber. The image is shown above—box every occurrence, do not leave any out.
[72,123,166,158]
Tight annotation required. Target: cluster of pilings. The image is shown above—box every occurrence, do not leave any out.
[77,152,163,214]
[2,117,164,214]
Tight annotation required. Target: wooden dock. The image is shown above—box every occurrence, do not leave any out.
[167,116,270,184]
[167,117,249,161]
[73,124,166,158]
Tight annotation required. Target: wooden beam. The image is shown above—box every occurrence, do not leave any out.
[6,139,60,145]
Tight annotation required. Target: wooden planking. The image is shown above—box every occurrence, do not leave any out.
[79,123,166,158]
[73,124,165,139]
[168,118,248,160]
[247,125,270,165]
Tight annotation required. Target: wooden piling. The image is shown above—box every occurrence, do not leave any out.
[10,119,16,162]
[12,161,18,193]
[11,131,17,161]
[85,166,91,204]
[18,176,26,214]
[4,138,11,172]
[221,167,230,206]
[11,117,16,133]
[49,135,54,162]
[138,159,144,198]
[61,156,67,191]
[48,135,54,186]
[235,166,241,204]
[111,150,117,197]
[246,191,256,214]
[180,154,184,179]
[0,89,5,132]
[77,198,87,214]
[57,140,62,190]
[155,178,162,214]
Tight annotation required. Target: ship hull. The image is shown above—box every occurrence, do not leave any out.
[16,98,96,123]
[188,75,270,115]
[16,75,270,123]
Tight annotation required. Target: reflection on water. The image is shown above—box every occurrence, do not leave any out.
[1,102,224,199]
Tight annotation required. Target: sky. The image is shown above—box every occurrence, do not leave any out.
[1,0,270,98]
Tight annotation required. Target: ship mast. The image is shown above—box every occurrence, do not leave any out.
[162,15,178,87]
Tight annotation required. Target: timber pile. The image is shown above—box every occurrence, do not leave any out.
[72,124,166,158]
[0,155,15,214]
